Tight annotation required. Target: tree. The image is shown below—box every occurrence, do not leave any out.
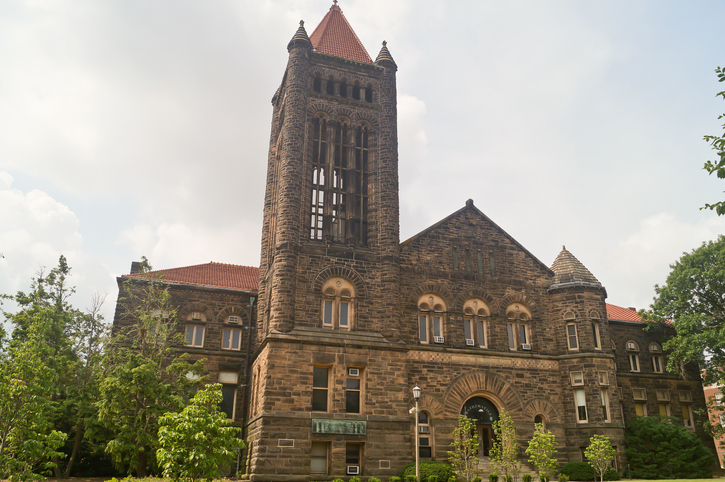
[624,416,714,479]
[157,384,242,482]
[642,236,725,386]
[1,256,109,478]
[447,415,480,482]
[583,435,614,482]
[701,66,725,215]
[525,423,557,482]
[97,279,204,476]
[490,410,520,482]
[0,321,67,481]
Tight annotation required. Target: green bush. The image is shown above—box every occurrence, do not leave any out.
[390,477,401,482]
[472,478,482,482]
[406,475,418,482]
[370,478,381,482]
[333,478,345,482]
[399,461,454,482]
[489,474,499,482]
[350,477,361,482]
[559,462,619,481]
[522,474,532,482]
[557,475,569,482]
[429,475,439,482]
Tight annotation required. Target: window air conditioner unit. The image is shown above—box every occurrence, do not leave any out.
[348,368,360,377]
[651,345,660,352]
[419,425,430,434]
[433,336,445,344]
[626,342,637,350]
[192,312,202,320]
[466,339,475,346]
[347,466,360,475]
[228,316,239,324]
[521,343,532,351]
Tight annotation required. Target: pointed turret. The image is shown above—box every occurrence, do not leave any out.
[549,246,602,290]
[375,40,397,70]
[287,20,311,51]
[309,1,372,63]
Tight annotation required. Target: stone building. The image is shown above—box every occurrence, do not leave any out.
[112,2,715,480]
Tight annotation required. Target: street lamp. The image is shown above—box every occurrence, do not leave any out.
[413,385,422,482]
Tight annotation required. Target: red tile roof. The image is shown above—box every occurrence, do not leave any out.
[124,262,259,292]
[309,2,372,63]
[606,303,642,322]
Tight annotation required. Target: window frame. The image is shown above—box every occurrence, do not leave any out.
[601,388,611,423]
[574,388,588,423]
[184,324,205,347]
[418,411,433,459]
[571,371,585,386]
[221,327,242,350]
[418,294,446,344]
[651,355,664,373]
[682,404,695,429]
[312,366,330,412]
[345,368,362,414]
[628,353,640,372]
[591,322,602,350]
[311,441,329,475]
[218,371,238,421]
[463,299,489,348]
[566,323,579,351]
[506,303,533,351]
[321,278,355,330]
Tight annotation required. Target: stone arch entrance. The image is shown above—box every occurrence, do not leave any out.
[462,396,499,457]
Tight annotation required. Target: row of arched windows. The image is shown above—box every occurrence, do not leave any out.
[312,74,374,103]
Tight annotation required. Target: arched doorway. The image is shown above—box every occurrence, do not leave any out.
[461,396,499,457]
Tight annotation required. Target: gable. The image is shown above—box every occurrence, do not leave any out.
[400,200,554,280]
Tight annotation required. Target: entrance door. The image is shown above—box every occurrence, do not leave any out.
[477,424,494,457]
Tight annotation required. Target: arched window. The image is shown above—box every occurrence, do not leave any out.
[534,414,545,429]
[506,303,532,351]
[463,298,489,348]
[313,75,322,93]
[184,311,206,348]
[418,411,433,458]
[309,117,369,246]
[626,340,640,372]
[326,76,335,95]
[222,314,243,350]
[321,278,355,330]
[649,343,664,373]
[590,311,602,350]
[418,294,446,344]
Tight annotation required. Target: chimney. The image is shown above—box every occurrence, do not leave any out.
[130,261,143,274]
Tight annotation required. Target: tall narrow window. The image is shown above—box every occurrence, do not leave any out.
[312,367,329,412]
[592,322,601,350]
[652,355,663,373]
[574,389,588,422]
[311,442,329,474]
[629,354,640,372]
[682,404,694,428]
[601,388,611,422]
[418,411,432,458]
[331,122,349,242]
[219,371,238,420]
[321,278,355,330]
[346,443,363,474]
[222,327,242,350]
[310,116,327,240]
[566,324,579,350]
[352,125,369,245]
[346,371,361,414]
[185,324,205,347]
[506,303,532,351]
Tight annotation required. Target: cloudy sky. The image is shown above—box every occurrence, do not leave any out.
[1,0,724,325]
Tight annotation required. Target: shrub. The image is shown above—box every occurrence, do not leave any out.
[429,475,439,482]
[399,461,454,482]
[370,478,381,482]
[406,475,418,482]
[489,474,498,482]
[472,477,482,482]
[350,477,361,482]
[522,474,532,482]
[557,475,569,482]
[390,477,401,482]
[333,478,345,482]
[559,462,619,481]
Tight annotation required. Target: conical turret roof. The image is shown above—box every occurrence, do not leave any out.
[375,40,397,68]
[309,1,372,63]
[549,246,602,290]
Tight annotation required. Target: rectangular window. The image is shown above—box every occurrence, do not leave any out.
[629,354,639,372]
[659,403,671,417]
[635,402,647,417]
[419,436,432,458]
[682,404,694,429]
[571,371,584,386]
[598,372,609,386]
[222,328,241,350]
[464,319,473,341]
[185,324,204,347]
[312,367,329,412]
[519,324,528,344]
[323,300,333,327]
[652,356,663,373]
[432,316,442,338]
[311,441,329,474]
[601,388,611,422]
[679,390,692,402]
[633,388,647,400]
[567,324,579,350]
[220,386,236,420]
[346,377,361,414]
[575,388,588,422]
[477,320,486,347]
[346,442,362,471]
[507,323,516,350]
[339,302,349,328]
[419,315,428,343]
[592,323,601,350]
[656,389,669,401]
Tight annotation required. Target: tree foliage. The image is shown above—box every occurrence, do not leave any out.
[583,435,615,482]
[98,280,204,476]
[157,384,242,482]
[490,410,520,482]
[448,415,480,482]
[525,423,557,482]
[702,66,725,215]
[643,236,725,386]
[624,416,714,479]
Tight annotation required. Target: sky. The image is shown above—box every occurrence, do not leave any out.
[1,0,724,326]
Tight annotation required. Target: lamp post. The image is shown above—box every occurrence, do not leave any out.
[413,384,422,482]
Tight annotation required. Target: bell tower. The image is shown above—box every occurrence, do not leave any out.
[257,2,401,338]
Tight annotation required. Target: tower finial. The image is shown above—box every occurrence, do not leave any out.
[382,40,387,47]
[333,0,338,4]
[300,20,304,27]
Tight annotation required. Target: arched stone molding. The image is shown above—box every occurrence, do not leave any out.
[523,398,562,425]
[442,370,526,419]
[410,283,453,310]
[179,302,213,321]
[307,102,334,118]
[216,305,247,324]
[409,393,444,418]
[499,291,539,319]
[312,266,367,298]
[561,309,579,320]
[329,106,356,120]
[352,111,379,130]
[452,289,496,315]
